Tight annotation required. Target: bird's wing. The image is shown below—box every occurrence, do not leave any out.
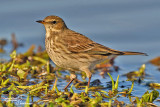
[64,30,124,55]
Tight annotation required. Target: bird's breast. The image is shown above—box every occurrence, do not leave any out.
[45,36,75,69]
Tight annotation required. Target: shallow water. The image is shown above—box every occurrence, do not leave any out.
[1,0,160,106]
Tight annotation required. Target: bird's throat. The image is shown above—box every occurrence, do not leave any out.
[45,30,60,38]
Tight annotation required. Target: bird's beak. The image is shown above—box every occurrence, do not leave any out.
[36,20,46,24]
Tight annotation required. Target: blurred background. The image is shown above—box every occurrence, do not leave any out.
[0,0,160,67]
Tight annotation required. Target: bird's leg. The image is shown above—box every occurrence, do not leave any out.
[88,76,92,88]
[81,68,92,88]
[64,72,77,90]
[64,78,74,90]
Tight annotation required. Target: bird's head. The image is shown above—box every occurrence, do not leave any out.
[36,15,67,32]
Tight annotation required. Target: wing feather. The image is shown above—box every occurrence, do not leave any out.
[63,30,124,55]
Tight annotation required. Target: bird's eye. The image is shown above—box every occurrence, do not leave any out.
[52,21,57,24]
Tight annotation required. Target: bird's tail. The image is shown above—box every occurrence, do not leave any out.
[122,51,148,56]
[123,51,148,56]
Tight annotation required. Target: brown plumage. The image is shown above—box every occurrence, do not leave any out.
[36,15,147,90]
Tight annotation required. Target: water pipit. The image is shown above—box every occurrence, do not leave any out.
[36,15,147,90]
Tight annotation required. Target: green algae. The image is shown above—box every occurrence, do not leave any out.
[0,46,159,107]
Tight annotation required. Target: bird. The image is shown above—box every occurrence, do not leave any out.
[36,15,147,90]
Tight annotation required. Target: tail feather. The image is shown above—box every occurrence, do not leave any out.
[122,51,148,56]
